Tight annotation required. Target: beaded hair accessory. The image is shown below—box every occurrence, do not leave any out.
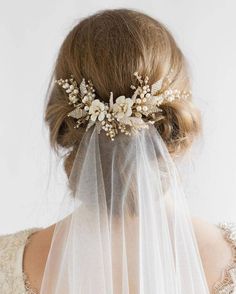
[55,70,191,140]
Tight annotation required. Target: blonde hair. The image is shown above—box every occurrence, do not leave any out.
[44,8,201,177]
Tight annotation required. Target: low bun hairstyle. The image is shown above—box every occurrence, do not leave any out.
[44,8,201,178]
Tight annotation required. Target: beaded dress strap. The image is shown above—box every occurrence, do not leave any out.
[213,223,236,294]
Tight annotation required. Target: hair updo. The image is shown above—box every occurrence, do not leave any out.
[44,8,201,178]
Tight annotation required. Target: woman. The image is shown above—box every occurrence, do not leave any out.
[0,8,235,294]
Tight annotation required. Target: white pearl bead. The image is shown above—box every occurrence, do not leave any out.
[142,106,148,111]
[62,83,69,89]
[137,106,142,111]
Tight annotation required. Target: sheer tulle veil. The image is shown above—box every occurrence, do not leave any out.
[39,123,209,293]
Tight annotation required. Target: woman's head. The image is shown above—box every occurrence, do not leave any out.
[44,8,201,178]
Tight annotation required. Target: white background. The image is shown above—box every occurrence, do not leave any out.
[0,0,235,234]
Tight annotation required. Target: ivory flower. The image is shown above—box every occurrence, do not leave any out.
[89,99,106,121]
[112,96,134,121]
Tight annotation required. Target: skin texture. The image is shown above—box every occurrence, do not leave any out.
[23,218,233,293]
[23,224,55,291]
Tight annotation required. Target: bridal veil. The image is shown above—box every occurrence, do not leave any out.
[39,123,209,294]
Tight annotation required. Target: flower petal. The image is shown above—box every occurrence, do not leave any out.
[91,114,97,121]
[98,112,105,121]
[116,95,126,104]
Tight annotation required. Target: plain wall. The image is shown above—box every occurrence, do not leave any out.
[0,0,235,234]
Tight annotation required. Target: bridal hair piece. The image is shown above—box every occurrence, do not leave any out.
[55,70,191,140]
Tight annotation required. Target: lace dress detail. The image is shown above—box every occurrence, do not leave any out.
[0,228,39,294]
[213,223,236,294]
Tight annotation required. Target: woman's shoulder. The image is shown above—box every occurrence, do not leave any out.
[192,218,236,293]
[0,228,39,293]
